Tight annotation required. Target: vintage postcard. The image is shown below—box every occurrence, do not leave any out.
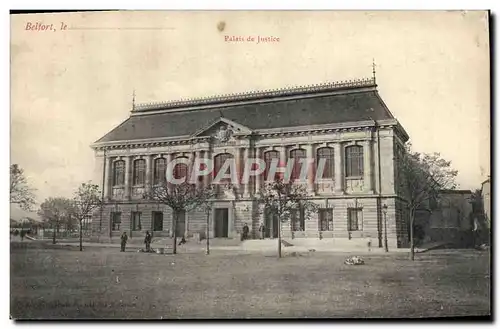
[10,10,491,319]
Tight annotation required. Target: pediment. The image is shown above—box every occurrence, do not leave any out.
[192,117,252,140]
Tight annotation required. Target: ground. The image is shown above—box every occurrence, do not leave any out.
[10,242,491,319]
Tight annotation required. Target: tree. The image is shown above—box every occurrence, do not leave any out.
[10,164,36,211]
[38,197,74,244]
[144,182,215,254]
[400,144,458,260]
[71,182,102,251]
[256,179,318,258]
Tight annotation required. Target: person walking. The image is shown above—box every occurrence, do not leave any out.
[120,231,128,252]
[259,223,265,240]
[144,231,152,252]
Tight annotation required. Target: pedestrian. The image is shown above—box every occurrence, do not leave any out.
[242,223,250,241]
[259,223,265,240]
[120,231,128,252]
[178,236,187,245]
[144,231,152,252]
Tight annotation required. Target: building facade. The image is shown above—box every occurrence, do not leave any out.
[91,78,411,249]
[481,177,491,229]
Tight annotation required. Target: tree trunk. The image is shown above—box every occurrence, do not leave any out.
[79,219,83,252]
[206,210,210,255]
[409,209,415,261]
[52,222,56,245]
[172,211,177,255]
[277,215,282,258]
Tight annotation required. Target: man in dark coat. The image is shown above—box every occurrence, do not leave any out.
[120,231,128,252]
[144,231,152,252]
[242,223,250,241]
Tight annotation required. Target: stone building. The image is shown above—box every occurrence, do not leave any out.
[91,77,411,249]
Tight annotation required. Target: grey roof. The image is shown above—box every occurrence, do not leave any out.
[95,80,395,144]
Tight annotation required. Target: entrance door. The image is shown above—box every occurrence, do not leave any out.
[214,208,229,238]
[265,211,279,238]
[152,212,163,232]
[175,210,186,237]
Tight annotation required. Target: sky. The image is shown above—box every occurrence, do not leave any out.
[10,10,490,205]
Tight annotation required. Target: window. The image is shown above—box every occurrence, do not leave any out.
[319,208,333,231]
[345,145,364,177]
[214,153,233,183]
[152,211,163,231]
[290,149,306,180]
[111,212,121,231]
[347,208,362,231]
[263,150,280,182]
[133,159,146,185]
[316,147,335,179]
[132,212,142,231]
[173,157,189,180]
[154,158,166,185]
[113,160,125,186]
[290,207,305,231]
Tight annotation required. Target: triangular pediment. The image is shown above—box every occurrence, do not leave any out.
[192,117,252,138]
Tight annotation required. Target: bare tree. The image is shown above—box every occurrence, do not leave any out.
[144,182,215,254]
[71,182,102,251]
[256,179,318,258]
[10,164,36,211]
[38,197,74,244]
[399,144,458,260]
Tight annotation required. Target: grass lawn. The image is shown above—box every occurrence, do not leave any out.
[10,242,491,319]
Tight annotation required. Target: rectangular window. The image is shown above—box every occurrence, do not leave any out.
[133,160,146,185]
[319,208,333,231]
[347,208,362,231]
[345,146,364,177]
[132,212,142,231]
[111,212,121,231]
[290,207,305,231]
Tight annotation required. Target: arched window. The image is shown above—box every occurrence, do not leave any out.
[173,157,189,180]
[154,157,166,185]
[289,149,306,180]
[133,159,146,185]
[345,145,364,177]
[316,147,335,179]
[113,160,125,186]
[214,153,233,183]
[263,150,279,182]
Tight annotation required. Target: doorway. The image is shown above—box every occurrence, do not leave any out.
[214,208,229,238]
[175,210,186,237]
[152,212,163,232]
[265,211,279,238]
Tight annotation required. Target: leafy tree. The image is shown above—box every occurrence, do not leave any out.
[256,179,318,258]
[144,182,215,254]
[38,197,74,244]
[400,144,458,260]
[71,182,102,251]
[10,164,36,211]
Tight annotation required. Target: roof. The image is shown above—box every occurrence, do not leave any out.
[10,204,42,223]
[94,78,400,145]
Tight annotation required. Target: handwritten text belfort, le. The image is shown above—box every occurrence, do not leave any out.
[25,22,68,32]
[224,35,280,44]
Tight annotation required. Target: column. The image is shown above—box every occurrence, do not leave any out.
[363,140,373,193]
[203,149,212,187]
[279,146,287,181]
[334,143,343,193]
[243,147,250,197]
[305,144,315,194]
[255,147,262,195]
[145,154,153,192]
[235,147,242,188]
[124,156,131,199]
[195,150,203,188]
[103,156,112,200]
[187,152,195,184]
[166,153,173,184]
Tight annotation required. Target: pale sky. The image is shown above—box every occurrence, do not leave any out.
[10,11,490,204]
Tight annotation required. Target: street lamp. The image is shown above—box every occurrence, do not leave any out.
[382,204,389,252]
